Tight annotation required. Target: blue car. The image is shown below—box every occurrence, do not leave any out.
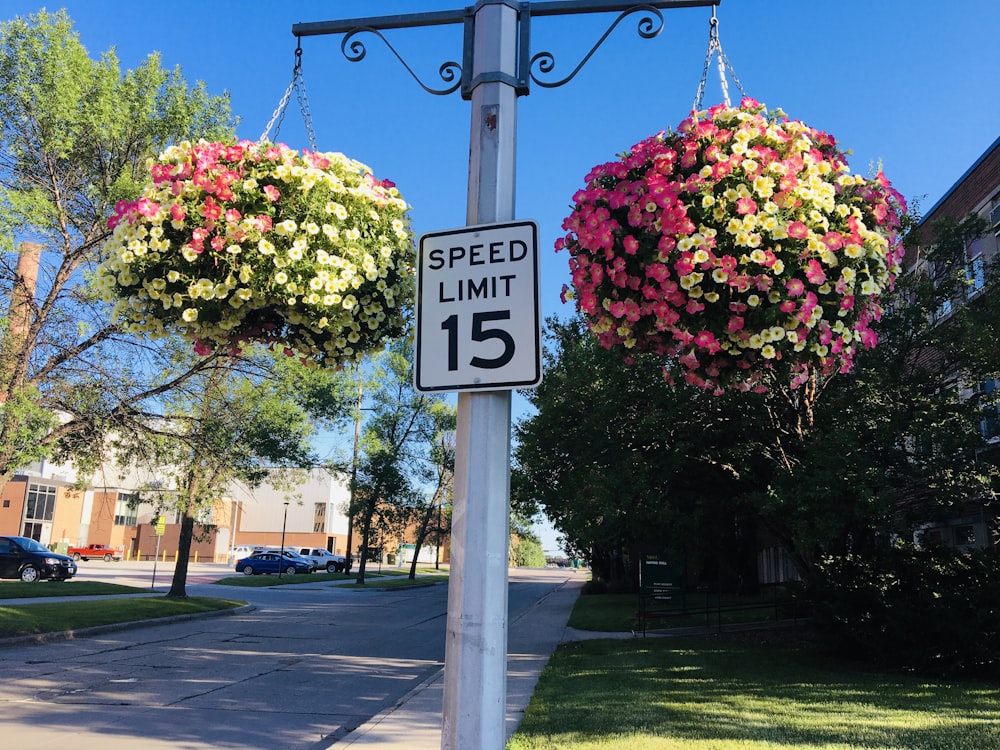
[235,551,312,576]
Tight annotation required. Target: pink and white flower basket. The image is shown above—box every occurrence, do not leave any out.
[97,139,414,367]
[558,98,907,393]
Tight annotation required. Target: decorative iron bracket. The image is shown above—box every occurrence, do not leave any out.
[292,0,720,101]
[527,4,664,90]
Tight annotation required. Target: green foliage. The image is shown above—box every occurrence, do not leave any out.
[516,208,1000,676]
[513,316,766,586]
[754,211,1000,580]
[350,341,454,582]
[511,534,545,568]
[110,348,324,596]
[0,9,234,486]
[0,384,56,469]
[808,544,1000,678]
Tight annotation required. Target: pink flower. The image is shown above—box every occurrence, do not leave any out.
[736,197,757,215]
[727,316,745,333]
[136,197,160,218]
[785,278,805,297]
[787,221,809,239]
[679,350,699,370]
[822,232,844,251]
[694,330,721,354]
[805,260,826,285]
[202,196,222,224]
[263,185,280,202]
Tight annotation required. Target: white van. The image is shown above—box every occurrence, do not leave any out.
[231,545,264,562]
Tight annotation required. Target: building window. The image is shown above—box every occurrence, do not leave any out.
[980,379,1000,443]
[25,484,57,522]
[920,528,944,545]
[313,502,327,534]
[2,500,8,508]
[968,254,986,294]
[954,525,977,547]
[114,493,138,526]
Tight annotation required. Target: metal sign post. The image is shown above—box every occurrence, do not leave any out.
[292,3,720,746]
[150,515,164,589]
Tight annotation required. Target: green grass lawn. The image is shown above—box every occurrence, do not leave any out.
[213,567,448,588]
[0,596,244,638]
[214,569,354,587]
[507,636,1000,750]
[0,580,148,599]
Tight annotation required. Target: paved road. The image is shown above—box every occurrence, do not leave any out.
[0,567,582,749]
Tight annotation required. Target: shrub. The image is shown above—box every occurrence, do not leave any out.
[807,543,1000,678]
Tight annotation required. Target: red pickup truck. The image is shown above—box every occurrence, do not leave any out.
[68,543,122,562]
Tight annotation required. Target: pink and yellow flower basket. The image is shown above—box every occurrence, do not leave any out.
[97,139,414,366]
[558,98,907,393]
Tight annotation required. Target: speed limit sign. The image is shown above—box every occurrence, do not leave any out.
[415,220,541,393]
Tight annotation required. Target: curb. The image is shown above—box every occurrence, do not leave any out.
[335,668,445,747]
[0,602,255,649]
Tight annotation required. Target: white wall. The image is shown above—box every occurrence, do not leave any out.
[231,468,351,538]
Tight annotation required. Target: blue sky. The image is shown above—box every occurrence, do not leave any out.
[5,0,999,553]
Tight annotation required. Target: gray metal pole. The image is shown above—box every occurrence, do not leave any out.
[442,2,518,748]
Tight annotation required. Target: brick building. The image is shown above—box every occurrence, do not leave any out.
[910,134,1000,549]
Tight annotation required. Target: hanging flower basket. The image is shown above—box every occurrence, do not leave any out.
[97,139,414,366]
[557,98,907,393]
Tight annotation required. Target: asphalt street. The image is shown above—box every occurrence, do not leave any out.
[0,565,586,749]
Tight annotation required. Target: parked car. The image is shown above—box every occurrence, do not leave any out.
[234,551,312,576]
[67,543,121,562]
[0,535,77,582]
[295,547,347,573]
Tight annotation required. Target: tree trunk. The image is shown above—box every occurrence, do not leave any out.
[354,501,375,585]
[408,501,436,580]
[167,513,195,598]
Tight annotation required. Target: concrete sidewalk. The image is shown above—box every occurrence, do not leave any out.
[338,572,620,748]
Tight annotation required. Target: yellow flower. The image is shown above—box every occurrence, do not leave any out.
[181,308,198,322]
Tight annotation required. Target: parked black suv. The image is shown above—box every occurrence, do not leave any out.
[0,535,77,582]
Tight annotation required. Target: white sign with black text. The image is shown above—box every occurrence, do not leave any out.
[415,220,541,393]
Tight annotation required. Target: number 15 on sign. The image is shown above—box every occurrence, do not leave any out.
[415,220,542,393]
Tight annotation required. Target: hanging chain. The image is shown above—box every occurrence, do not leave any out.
[259,40,318,150]
[692,7,746,112]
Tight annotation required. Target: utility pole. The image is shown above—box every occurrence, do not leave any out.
[293,2,719,746]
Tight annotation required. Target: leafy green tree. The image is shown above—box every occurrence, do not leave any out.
[513,316,764,588]
[752,213,1000,582]
[0,9,235,488]
[351,341,451,584]
[405,402,455,580]
[123,349,317,598]
[510,520,545,568]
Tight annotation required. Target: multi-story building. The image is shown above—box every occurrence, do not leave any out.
[910,134,1000,550]
[0,459,354,563]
